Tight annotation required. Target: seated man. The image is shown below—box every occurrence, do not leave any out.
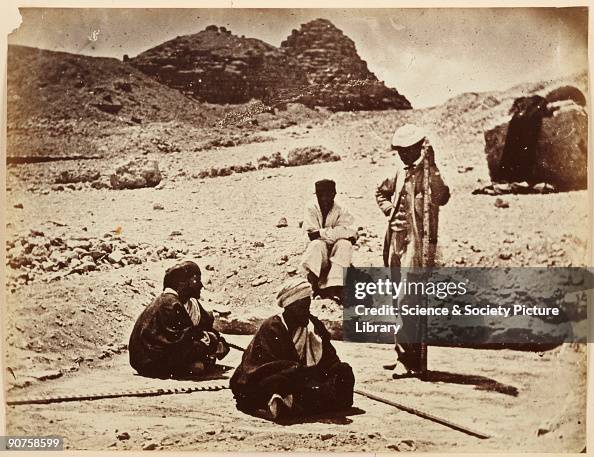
[301,179,357,298]
[129,260,229,379]
[230,279,355,421]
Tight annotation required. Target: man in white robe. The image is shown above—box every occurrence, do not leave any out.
[300,179,357,296]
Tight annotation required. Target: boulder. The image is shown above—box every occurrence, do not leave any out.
[484,104,587,190]
[110,160,162,190]
[286,146,341,166]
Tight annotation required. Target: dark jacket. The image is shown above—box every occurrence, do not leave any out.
[230,314,341,409]
[129,292,217,377]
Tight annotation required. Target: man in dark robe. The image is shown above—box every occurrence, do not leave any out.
[129,261,229,379]
[498,95,553,185]
[230,279,355,421]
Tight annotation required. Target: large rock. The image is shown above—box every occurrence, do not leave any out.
[484,104,587,190]
[286,145,341,166]
[110,159,162,190]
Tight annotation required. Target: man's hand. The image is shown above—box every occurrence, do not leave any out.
[215,338,230,360]
[199,331,219,352]
[308,230,321,241]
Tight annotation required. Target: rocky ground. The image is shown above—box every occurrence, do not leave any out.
[3,72,590,451]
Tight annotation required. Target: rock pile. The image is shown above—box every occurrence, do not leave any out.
[197,146,341,178]
[484,93,587,191]
[5,230,188,290]
[55,169,101,184]
[286,145,341,166]
[130,20,411,111]
[110,159,162,190]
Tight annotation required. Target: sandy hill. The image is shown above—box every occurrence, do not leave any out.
[7,44,215,126]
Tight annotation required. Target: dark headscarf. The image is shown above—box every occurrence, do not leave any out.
[163,261,201,290]
[315,179,336,195]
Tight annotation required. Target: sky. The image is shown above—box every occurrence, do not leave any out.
[7,7,588,107]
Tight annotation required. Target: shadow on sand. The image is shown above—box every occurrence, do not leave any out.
[393,370,519,396]
[248,406,366,426]
[133,364,233,382]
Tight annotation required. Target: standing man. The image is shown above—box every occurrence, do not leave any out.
[129,261,229,379]
[301,179,357,300]
[375,124,450,375]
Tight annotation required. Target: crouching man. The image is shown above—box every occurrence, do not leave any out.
[301,179,357,299]
[129,261,229,379]
[230,279,355,421]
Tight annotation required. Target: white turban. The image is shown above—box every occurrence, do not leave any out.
[391,124,426,148]
[276,279,312,308]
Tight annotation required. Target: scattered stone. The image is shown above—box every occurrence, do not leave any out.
[28,370,62,381]
[494,198,509,209]
[67,239,93,250]
[251,277,268,287]
[253,241,265,248]
[533,182,556,193]
[537,427,550,436]
[499,252,513,260]
[387,439,416,451]
[142,442,157,450]
[276,217,288,228]
[153,203,164,210]
[170,231,182,237]
[108,251,124,264]
[277,255,289,265]
[117,432,130,441]
[13,203,23,209]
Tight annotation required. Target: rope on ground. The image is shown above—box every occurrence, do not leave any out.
[6,384,230,406]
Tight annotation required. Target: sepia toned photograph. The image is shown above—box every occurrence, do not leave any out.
[1,6,590,453]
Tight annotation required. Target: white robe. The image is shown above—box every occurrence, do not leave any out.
[301,200,357,288]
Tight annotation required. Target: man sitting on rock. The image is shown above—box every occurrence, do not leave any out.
[230,279,355,421]
[129,260,229,379]
[301,179,357,300]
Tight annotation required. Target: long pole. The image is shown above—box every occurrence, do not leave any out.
[354,388,491,439]
[419,142,432,374]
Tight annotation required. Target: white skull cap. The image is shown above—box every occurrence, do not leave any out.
[391,124,426,148]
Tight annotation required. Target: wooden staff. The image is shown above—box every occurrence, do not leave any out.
[419,141,433,374]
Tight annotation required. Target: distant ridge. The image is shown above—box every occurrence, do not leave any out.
[130,19,412,111]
